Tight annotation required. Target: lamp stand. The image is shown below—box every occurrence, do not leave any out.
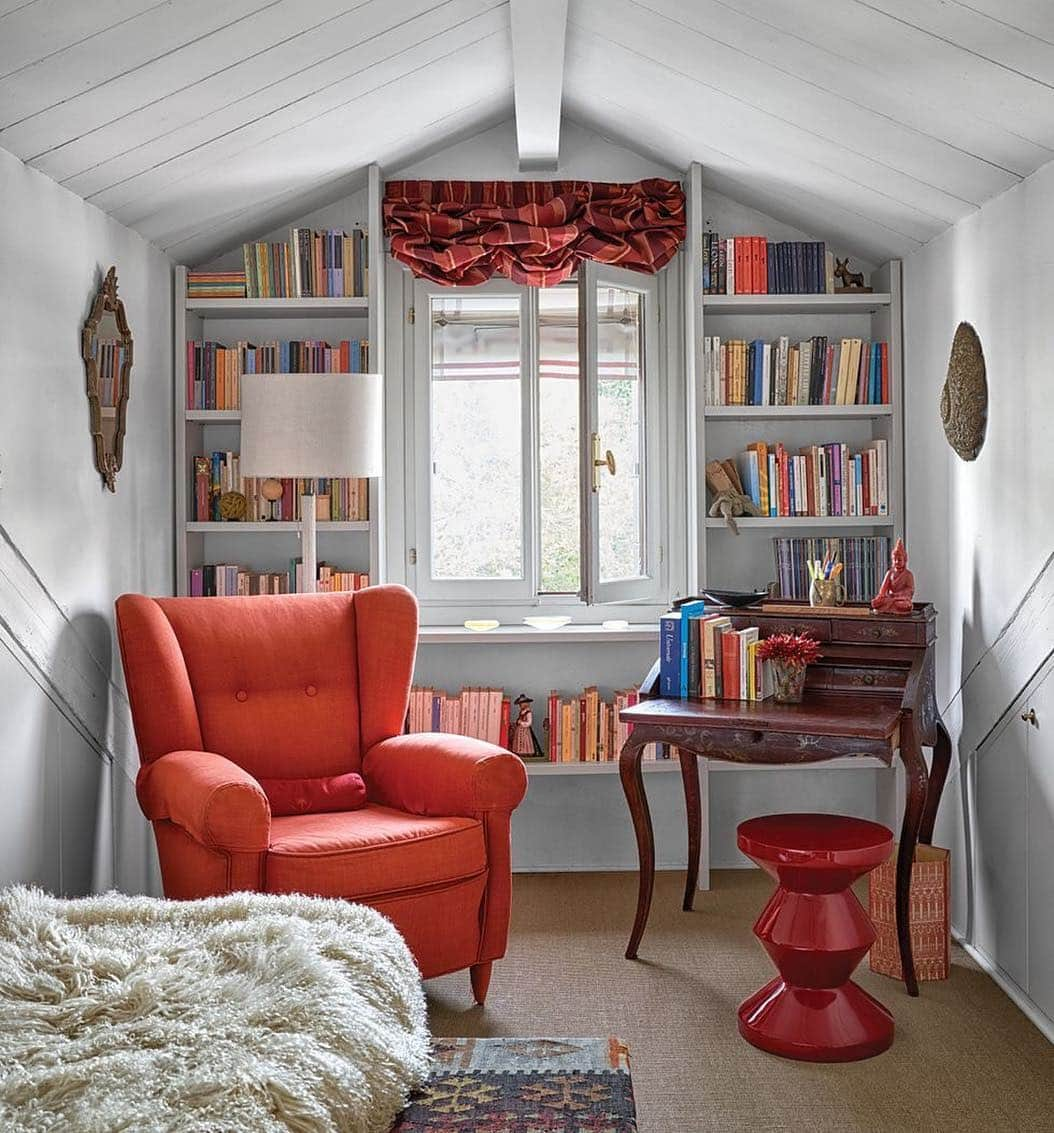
[300,490,317,594]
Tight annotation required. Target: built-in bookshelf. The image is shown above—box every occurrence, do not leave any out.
[174,165,386,597]
[684,164,904,598]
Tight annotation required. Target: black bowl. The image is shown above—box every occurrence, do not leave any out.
[701,589,768,608]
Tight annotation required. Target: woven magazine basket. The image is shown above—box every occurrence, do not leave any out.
[869,843,950,981]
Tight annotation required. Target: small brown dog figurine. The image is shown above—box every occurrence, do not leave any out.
[871,538,915,615]
[834,257,868,291]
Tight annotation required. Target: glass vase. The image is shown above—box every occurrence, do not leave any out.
[771,659,807,704]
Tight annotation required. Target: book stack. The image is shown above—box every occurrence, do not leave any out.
[704,336,889,406]
[774,536,892,602]
[660,604,774,701]
[188,563,369,596]
[720,437,889,518]
[544,688,668,763]
[186,271,246,299]
[406,687,511,748]
[702,234,835,295]
[186,339,369,410]
[242,228,368,298]
[94,342,127,407]
[192,454,369,522]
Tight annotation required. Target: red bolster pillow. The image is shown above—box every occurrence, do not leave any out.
[258,772,367,816]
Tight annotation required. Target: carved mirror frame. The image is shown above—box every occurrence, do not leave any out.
[82,266,133,492]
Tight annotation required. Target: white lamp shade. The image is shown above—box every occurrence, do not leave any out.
[240,373,383,478]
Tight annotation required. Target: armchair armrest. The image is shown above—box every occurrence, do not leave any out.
[363,734,528,818]
[136,750,271,853]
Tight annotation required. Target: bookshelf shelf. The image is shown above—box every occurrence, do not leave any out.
[185,521,369,534]
[186,297,369,319]
[703,293,891,316]
[417,624,659,645]
[704,404,892,421]
[175,164,386,597]
[705,516,894,530]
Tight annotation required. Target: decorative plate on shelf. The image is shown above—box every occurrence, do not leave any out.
[702,589,768,608]
[523,616,572,630]
[463,620,500,633]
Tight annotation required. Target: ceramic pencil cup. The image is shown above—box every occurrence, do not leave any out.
[810,578,846,607]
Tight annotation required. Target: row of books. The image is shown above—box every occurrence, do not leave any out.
[773,536,892,604]
[188,563,369,597]
[93,342,128,407]
[660,604,775,701]
[241,228,368,298]
[704,336,889,407]
[406,687,510,748]
[187,271,245,298]
[193,453,369,522]
[544,688,667,763]
[703,234,836,295]
[185,339,369,410]
[733,437,889,518]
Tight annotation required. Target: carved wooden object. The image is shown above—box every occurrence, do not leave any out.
[82,266,133,492]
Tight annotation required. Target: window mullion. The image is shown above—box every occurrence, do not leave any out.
[523,286,540,598]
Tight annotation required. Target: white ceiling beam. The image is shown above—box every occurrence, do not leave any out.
[510,0,568,171]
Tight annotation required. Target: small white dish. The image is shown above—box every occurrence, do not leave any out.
[463,619,500,633]
[523,616,572,631]
[602,619,630,631]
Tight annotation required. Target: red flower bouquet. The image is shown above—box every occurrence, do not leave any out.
[756,633,821,703]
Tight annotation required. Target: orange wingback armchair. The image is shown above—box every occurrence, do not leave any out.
[115,585,527,1003]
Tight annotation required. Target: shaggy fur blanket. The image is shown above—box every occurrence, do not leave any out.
[0,887,430,1132]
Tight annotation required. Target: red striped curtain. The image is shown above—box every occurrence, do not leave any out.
[382,179,686,287]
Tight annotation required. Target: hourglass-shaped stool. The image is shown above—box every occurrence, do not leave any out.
[737,813,895,1062]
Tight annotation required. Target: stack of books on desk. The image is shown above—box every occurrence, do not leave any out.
[660,604,774,701]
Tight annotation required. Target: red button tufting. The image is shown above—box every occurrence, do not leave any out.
[305,685,317,697]
[235,690,248,702]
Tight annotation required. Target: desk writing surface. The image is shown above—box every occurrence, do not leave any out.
[619,691,902,741]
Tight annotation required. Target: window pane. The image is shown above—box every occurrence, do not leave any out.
[597,285,646,583]
[538,287,581,593]
[429,295,522,580]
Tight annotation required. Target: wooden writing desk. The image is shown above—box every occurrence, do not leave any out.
[618,601,950,997]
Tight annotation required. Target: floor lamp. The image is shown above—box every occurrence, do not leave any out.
[240,373,383,594]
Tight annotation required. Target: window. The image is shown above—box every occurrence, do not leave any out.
[411,264,664,610]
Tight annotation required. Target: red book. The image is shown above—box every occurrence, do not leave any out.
[735,239,746,294]
[340,340,350,372]
[880,342,890,404]
[756,237,767,294]
[777,444,790,516]
[281,478,294,522]
[862,451,872,515]
[721,632,741,700]
[579,697,587,762]
[499,698,511,749]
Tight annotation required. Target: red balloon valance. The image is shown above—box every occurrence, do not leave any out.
[382,178,686,287]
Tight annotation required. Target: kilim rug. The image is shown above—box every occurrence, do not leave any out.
[391,1037,637,1132]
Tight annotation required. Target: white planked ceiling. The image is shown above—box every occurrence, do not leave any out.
[2,0,1053,263]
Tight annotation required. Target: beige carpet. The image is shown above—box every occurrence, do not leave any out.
[426,871,1054,1133]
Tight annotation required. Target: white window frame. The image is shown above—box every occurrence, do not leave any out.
[406,273,669,621]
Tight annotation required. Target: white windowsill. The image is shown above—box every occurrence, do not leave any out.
[417,623,660,645]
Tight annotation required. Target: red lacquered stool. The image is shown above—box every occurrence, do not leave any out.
[737,813,895,1062]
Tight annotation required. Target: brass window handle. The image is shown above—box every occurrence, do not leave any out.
[1021,708,1038,727]
[591,433,616,492]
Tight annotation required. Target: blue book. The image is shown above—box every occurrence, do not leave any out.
[659,612,681,697]
[752,339,765,405]
[678,600,708,697]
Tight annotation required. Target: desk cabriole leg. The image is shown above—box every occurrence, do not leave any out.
[897,720,928,997]
[620,735,654,960]
[678,748,701,911]
[919,718,951,845]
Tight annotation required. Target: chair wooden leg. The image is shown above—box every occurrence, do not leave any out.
[470,962,493,1005]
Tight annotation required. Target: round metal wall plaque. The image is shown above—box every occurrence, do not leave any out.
[940,321,988,461]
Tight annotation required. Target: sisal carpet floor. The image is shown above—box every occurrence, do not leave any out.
[426,871,1054,1133]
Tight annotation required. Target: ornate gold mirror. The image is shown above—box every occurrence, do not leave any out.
[82,266,133,491]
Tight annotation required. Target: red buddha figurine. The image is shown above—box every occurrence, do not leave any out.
[871,538,915,615]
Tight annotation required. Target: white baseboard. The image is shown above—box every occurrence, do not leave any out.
[954,933,1054,1043]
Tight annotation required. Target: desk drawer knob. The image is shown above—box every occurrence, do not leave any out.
[861,673,876,686]
[871,628,882,639]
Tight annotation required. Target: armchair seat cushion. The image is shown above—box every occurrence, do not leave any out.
[265,804,487,901]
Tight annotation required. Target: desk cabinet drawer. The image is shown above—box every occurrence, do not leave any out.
[832,619,924,646]
[753,616,831,642]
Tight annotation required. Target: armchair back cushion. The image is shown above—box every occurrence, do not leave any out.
[117,588,417,780]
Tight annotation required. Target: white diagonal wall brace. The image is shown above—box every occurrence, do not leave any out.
[0,523,139,784]
[510,0,568,171]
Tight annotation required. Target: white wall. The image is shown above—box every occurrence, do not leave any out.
[903,159,1054,939]
[0,146,173,896]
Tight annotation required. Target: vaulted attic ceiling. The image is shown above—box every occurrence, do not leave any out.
[2,0,1052,265]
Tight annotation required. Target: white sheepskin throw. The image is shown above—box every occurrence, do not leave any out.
[0,887,430,1133]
